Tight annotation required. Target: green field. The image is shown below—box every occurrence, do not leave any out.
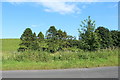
[1,39,20,57]
[1,39,119,70]
[2,39,20,52]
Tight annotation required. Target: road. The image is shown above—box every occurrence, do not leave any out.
[2,66,118,78]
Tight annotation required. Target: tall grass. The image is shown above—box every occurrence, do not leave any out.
[2,39,119,70]
[3,48,118,63]
[2,49,118,70]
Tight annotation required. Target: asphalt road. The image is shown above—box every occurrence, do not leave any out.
[2,66,118,78]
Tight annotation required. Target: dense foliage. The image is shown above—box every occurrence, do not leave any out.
[95,27,113,48]
[18,16,120,53]
[78,16,100,51]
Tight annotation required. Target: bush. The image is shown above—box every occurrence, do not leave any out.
[3,48,119,62]
[9,51,52,62]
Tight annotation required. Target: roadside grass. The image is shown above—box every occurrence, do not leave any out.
[1,39,20,70]
[2,56,118,70]
[2,48,118,70]
[0,39,2,70]
[1,39,119,70]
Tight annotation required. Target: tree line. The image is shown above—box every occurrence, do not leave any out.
[18,16,120,53]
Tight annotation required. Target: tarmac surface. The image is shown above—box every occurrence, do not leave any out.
[2,66,118,78]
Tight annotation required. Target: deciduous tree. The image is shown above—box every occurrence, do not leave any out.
[95,26,113,48]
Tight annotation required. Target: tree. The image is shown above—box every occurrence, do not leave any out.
[95,27,113,49]
[38,32,44,40]
[67,35,75,40]
[30,32,39,50]
[110,30,120,47]
[47,39,60,53]
[46,26,57,39]
[78,16,100,51]
[19,28,33,50]
[56,29,68,40]
[37,32,48,51]
[33,32,37,40]
[62,31,67,40]
[56,29,63,39]
[79,16,95,35]
[18,28,39,51]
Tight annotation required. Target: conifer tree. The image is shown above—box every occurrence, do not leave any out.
[38,32,44,40]
[78,16,100,51]
[18,28,39,51]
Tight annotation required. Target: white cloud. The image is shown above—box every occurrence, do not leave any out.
[2,0,119,2]
[38,2,80,14]
[10,2,24,5]
[3,0,81,15]
[31,25,39,28]
[3,0,27,2]
[6,1,81,15]
[2,0,119,15]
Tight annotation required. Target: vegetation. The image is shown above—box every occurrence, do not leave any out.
[2,48,119,70]
[78,16,100,51]
[95,27,113,48]
[17,16,120,52]
[2,39,20,52]
[2,16,120,70]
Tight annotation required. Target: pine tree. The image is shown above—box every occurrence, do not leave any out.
[78,16,100,51]
[38,32,44,40]
[18,28,39,51]
[46,26,57,39]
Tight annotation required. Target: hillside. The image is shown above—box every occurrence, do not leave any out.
[1,39,20,52]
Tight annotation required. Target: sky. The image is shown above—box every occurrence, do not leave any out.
[1,1,118,39]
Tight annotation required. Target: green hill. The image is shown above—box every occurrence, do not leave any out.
[1,39,20,52]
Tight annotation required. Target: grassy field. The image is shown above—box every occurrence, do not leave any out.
[1,39,119,70]
[0,39,20,70]
[1,39,20,58]
[1,39,20,52]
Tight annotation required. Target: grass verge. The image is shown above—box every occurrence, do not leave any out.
[2,56,118,70]
[2,49,118,70]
